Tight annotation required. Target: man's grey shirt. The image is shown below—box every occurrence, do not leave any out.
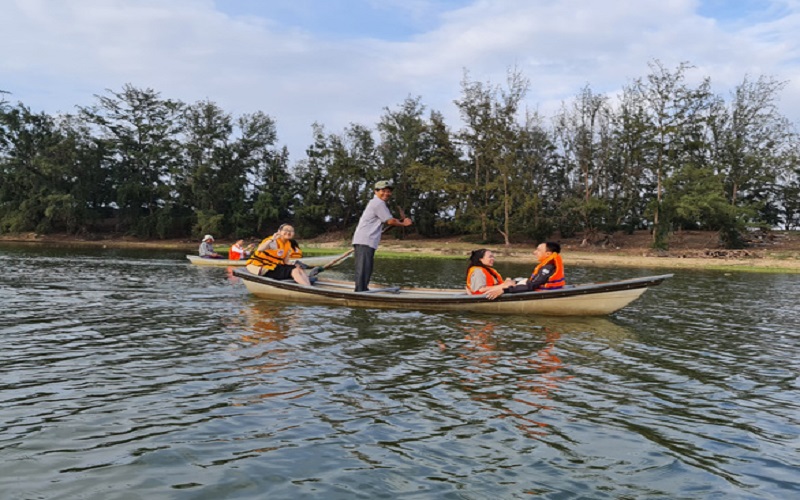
[352,195,392,249]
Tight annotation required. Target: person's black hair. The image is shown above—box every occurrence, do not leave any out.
[544,241,561,254]
[466,249,493,279]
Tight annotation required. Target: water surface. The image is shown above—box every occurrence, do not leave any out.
[1,245,798,499]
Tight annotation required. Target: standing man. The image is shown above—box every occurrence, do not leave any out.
[352,180,412,292]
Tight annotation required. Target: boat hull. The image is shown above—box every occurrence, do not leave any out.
[233,270,672,316]
[187,255,247,266]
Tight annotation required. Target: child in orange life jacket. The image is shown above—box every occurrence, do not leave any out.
[504,241,565,296]
[228,239,254,260]
[466,249,515,297]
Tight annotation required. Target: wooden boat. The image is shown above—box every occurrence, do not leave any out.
[232,269,673,316]
[186,252,351,268]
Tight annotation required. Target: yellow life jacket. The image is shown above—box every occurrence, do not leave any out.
[287,240,303,260]
[246,237,302,271]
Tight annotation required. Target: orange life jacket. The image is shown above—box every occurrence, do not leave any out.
[466,266,504,295]
[228,244,245,260]
[531,253,565,289]
[246,237,302,270]
[287,242,302,260]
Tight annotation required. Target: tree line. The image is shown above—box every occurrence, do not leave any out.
[2,60,799,249]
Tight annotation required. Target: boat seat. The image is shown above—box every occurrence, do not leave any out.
[359,287,401,294]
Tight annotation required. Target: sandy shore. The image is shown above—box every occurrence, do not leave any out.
[549,251,799,272]
[2,232,799,272]
[372,240,800,272]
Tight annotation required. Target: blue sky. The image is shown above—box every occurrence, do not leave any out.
[2,0,799,161]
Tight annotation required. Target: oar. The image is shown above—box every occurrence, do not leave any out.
[308,223,397,277]
[310,250,355,274]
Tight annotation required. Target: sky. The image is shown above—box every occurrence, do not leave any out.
[2,0,800,162]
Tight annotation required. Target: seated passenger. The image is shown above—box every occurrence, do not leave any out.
[245,224,311,286]
[199,234,223,259]
[505,242,565,294]
[228,239,254,260]
[466,249,515,299]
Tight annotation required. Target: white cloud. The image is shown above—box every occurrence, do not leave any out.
[2,0,799,160]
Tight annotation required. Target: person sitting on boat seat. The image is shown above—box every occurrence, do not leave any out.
[228,239,254,260]
[199,234,224,259]
[502,242,565,297]
[246,224,312,286]
[466,249,515,300]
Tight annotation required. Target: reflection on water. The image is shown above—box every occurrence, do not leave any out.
[236,303,295,374]
[237,302,290,343]
[443,318,568,439]
[1,245,799,499]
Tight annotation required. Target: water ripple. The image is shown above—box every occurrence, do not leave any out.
[1,248,799,498]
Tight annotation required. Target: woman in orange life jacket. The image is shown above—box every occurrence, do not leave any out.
[466,249,515,296]
[491,241,565,300]
[245,224,311,286]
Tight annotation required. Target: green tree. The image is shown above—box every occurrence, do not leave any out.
[410,110,465,236]
[377,96,427,235]
[0,104,86,233]
[56,114,115,231]
[513,112,561,241]
[293,123,336,237]
[234,111,287,236]
[665,162,748,248]
[634,60,714,249]
[608,85,654,233]
[553,85,614,234]
[80,84,185,237]
[454,68,529,244]
[250,145,293,235]
[327,124,379,229]
[181,100,234,237]
[712,75,796,234]
[774,146,800,230]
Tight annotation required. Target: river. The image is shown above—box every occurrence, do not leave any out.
[1,244,798,499]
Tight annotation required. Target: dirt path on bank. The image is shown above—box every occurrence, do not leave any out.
[335,229,800,272]
[373,239,800,271]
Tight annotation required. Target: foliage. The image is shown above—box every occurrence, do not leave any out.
[1,64,797,248]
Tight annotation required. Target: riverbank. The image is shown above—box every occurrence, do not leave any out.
[372,233,800,273]
[288,228,800,272]
[2,230,799,272]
